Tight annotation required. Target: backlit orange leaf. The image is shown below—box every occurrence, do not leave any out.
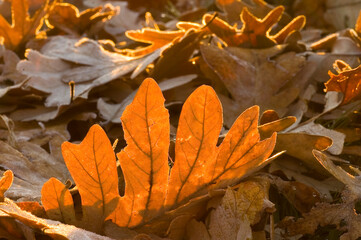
[41,78,276,232]
[60,124,120,233]
[41,177,77,226]
[165,85,223,207]
[203,6,305,48]
[124,22,201,56]
[325,60,361,105]
[46,3,114,36]
[114,78,170,227]
[0,0,52,52]
[0,170,13,202]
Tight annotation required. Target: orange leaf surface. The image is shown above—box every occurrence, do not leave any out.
[0,170,13,202]
[325,60,361,105]
[165,85,223,206]
[113,78,170,227]
[41,78,277,232]
[41,177,76,225]
[203,6,305,48]
[0,0,52,52]
[124,22,201,56]
[60,124,120,233]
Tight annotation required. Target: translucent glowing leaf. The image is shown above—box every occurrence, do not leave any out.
[325,60,361,105]
[124,22,201,56]
[203,6,305,48]
[0,0,52,52]
[61,124,119,233]
[113,78,170,227]
[0,171,13,202]
[166,86,223,206]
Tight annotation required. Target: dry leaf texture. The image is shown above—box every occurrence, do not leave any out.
[325,60,361,105]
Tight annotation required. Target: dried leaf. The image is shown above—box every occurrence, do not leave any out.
[18,37,144,107]
[325,60,361,105]
[0,198,116,240]
[0,171,13,202]
[124,21,201,57]
[313,150,361,196]
[41,177,77,225]
[203,6,305,48]
[114,78,170,227]
[61,124,120,233]
[44,78,276,234]
[47,3,114,36]
[97,74,196,123]
[280,189,361,240]
[200,44,305,126]
[0,0,52,52]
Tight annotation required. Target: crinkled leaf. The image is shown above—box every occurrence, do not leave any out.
[0,0,52,52]
[325,60,361,105]
[124,22,201,57]
[47,3,114,36]
[203,6,305,48]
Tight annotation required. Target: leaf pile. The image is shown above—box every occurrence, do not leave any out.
[0,0,361,239]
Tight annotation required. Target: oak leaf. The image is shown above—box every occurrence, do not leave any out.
[325,60,361,105]
[0,0,52,52]
[46,2,115,36]
[41,78,276,234]
[203,6,305,48]
[123,21,201,57]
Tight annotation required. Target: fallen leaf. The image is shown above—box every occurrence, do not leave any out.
[43,78,277,234]
[60,124,120,233]
[123,21,201,57]
[0,198,117,240]
[0,171,13,202]
[313,150,361,196]
[280,188,361,240]
[200,44,305,126]
[203,6,305,48]
[97,74,196,123]
[18,36,145,107]
[0,0,52,52]
[41,177,77,226]
[325,60,361,105]
[47,2,114,36]
[187,177,274,240]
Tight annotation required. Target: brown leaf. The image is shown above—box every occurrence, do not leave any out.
[325,60,361,105]
[0,198,116,240]
[203,6,305,48]
[47,3,114,36]
[200,44,305,126]
[0,0,52,52]
[18,37,146,107]
[280,189,361,239]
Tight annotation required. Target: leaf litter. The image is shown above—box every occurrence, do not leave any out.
[0,0,361,239]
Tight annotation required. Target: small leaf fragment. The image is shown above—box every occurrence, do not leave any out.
[41,177,76,225]
[0,170,13,202]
